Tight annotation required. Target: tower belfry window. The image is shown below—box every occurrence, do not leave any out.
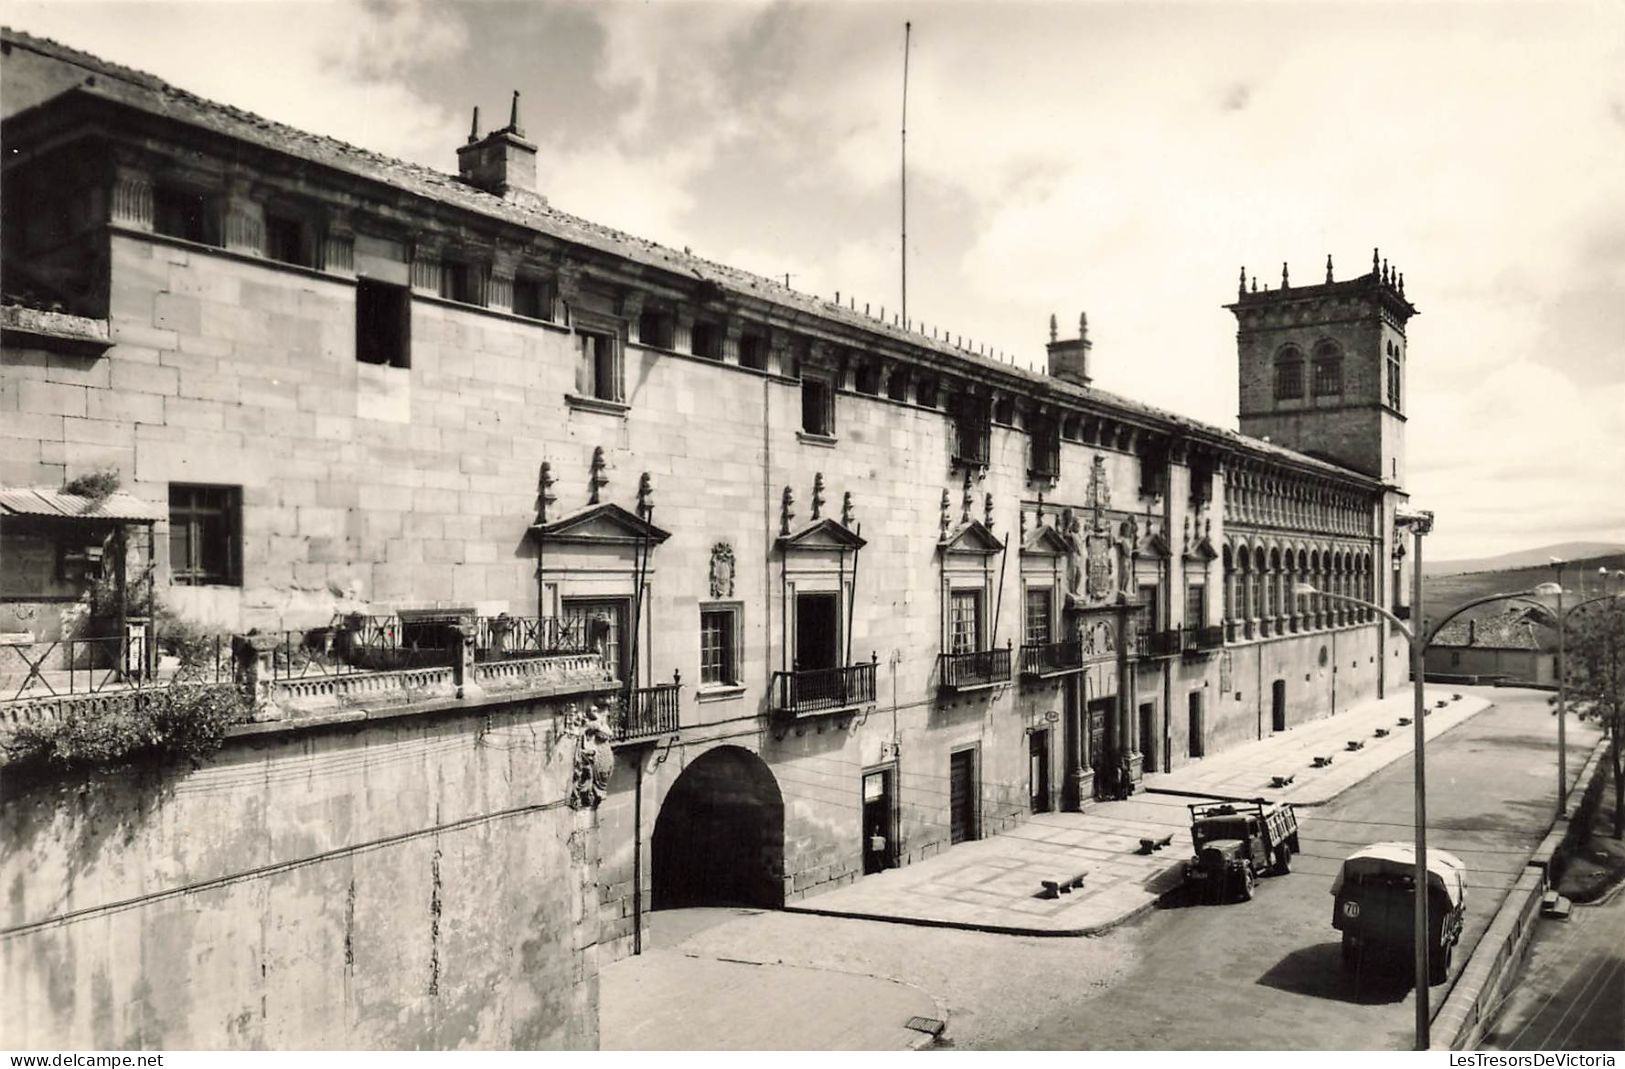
[1274,349,1305,400]
[1312,342,1343,397]
[1385,341,1402,410]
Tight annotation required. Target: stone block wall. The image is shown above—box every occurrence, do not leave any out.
[0,693,602,1049]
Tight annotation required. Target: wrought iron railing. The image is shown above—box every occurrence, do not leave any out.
[938,646,1013,689]
[473,614,592,660]
[269,615,592,680]
[771,659,878,716]
[1,631,231,701]
[1137,628,1183,658]
[1019,639,1083,677]
[1181,625,1226,653]
[616,675,681,742]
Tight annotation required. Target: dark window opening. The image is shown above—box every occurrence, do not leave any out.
[886,369,910,403]
[153,185,212,245]
[794,593,840,670]
[1275,356,1305,400]
[691,320,723,359]
[739,331,768,370]
[577,329,622,402]
[513,276,555,321]
[1189,466,1213,506]
[952,396,991,466]
[1140,454,1166,498]
[700,608,738,685]
[1185,584,1205,629]
[916,377,939,409]
[440,260,484,306]
[356,279,411,368]
[802,378,834,436]
[1188,692,1205,758]
[169,484,241,587]
[1313,344,1343,396]
[264,214,309,267]
[1029,418,1060,479]
[1138,583,1161,644]
[855,362,881,395]
[1386,343,1402,409]
[638,308,675,349]
[993,397,1015,426]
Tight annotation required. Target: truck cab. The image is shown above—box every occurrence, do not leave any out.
[1186,801,1300,903]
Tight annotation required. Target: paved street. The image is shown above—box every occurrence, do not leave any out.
[600,687,1598,1049]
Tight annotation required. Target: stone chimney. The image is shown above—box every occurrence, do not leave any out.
[1046,311,1092,387]
[456,91,545,207]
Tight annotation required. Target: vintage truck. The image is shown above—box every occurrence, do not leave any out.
[1332,842,1467,984]
[1184,799,1300,903]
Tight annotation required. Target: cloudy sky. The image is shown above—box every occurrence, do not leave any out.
[9,0,1624,561]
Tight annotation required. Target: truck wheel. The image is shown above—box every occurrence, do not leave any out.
[1341,933,1357,973]
[1274,845,1292,875]
[1238,867,1255,902]
[1429,941,1453,985]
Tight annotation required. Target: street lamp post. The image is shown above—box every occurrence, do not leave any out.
[1553,559,1567,817]
[1294,506,1434,1050]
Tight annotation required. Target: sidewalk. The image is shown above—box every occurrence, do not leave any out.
[781,686,1493,936]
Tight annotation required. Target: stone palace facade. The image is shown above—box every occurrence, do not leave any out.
[1,29,1417,964]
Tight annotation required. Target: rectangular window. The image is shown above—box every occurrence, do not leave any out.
[153,185,212,244]
[440,260,484,306]
[1313,357,1343,396]
[801,378,834,436]
[855,362,881,395]
[1185,584,1205,629]
[739,331,768,370]
[1029,418,1060,479]
[638,309,674,349]
[1188,692,1205,758]
[168,484,241,586]
[952,397,991,466]
[699,607,739,686]
[1139,583,1161,638]
[1024,587,1053,645]
[576,329,623,402]
[563,598,628,680]
[950,589,983,654]
[691,320,722,360]
[1387,355,1402,409]
[264,214,308,267]
[915,377,939,409]
[356,279,411,368]
[513,276,555,321]
[1275,360,1304,400]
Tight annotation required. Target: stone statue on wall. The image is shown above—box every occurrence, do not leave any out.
[570,700,616,809]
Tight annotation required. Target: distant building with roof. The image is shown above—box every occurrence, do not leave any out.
[1425,606,1556,686]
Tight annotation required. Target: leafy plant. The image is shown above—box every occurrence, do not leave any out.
[1566,597,1625,838]
[155,606,223,669]
[3,684,247,772]
[61,468,122,504]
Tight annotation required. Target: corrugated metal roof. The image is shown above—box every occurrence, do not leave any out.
[0,487,163,523]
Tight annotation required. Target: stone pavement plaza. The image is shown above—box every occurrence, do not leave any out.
[780,686,1493,936]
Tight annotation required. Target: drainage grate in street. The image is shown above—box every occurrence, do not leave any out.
[905,1016,947,1037]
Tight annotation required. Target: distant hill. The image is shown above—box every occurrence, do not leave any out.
[1422,551,1625,634]
[1424,541,1625,577]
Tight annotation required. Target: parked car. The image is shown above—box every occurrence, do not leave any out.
[1185,800,1300,903]
[1331,841,1467,984]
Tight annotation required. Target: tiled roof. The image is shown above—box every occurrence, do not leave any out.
[1,27,1382,488]
[0,486,163,523]
[1431,607,1553,650]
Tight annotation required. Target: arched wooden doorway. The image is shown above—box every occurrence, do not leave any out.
[651,745,785,909]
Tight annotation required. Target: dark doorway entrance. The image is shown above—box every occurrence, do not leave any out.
[949,749,978,844]
[1139,702,1157,773]
[652,746,785,909]
[1062,677,1083,810]
[1088,698,1113,800]
[1272,679,1287,732]
[795,592,840,670]
[1029,730,1051,813]
[1189,692,1205,758]
[862,768,895,874]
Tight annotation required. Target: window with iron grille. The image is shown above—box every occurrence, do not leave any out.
[1029,418,1060,479]
[1274,353,1305,400]
[1312,346,1343,396]
[168,484,241,586]
[952,397,991,466]
[1024,587,1053,645]
[950,590,983,654]
[699,606,739,686]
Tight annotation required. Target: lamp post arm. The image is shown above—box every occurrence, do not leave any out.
[1310,590,1414,645]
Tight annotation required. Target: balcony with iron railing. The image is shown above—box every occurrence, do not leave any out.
[771,656,878,718]
[613,672,682,744]
[1181,624,1227,655]
[938,643,1013,691]
[1136,628,1183,658]
[1018,639,1083,680]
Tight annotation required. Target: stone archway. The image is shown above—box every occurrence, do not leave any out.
[651,745,785,910]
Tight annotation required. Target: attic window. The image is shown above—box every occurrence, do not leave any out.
[855,362,881,395]
[638,308,675,349]
[691,320,723,360]
[513,276,555,321]
[739,330,768,370]
[153,185,213,245]
[951,396,991,467]
[916,377,939,409]
[440,259,485,306]
[993,397,1015,426]
[886,369,910,403]
[801,377,835,437]
[264,213,311,268]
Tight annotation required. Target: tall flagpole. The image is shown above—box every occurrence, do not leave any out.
[901,21,911,327]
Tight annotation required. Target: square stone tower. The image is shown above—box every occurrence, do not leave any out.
[1228,251,1416,486]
